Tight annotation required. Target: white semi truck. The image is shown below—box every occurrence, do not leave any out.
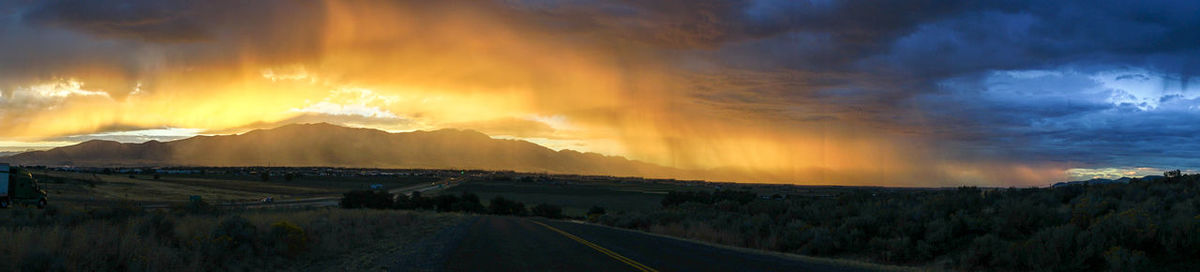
[0,164,48,208]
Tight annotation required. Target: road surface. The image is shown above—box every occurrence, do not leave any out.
[410,216,887,272]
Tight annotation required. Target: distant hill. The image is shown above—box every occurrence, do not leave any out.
[1051,175,1165,188]
[2,123,685,178]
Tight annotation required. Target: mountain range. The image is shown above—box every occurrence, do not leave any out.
[1050,175,1165,188]
[1,123,685,178]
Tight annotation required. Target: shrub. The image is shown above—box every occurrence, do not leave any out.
[453,193,486,213]
[961,234,1011,269]
[269,221,309,258]
[487,196,527,215]
[340,190,394,209]
[211,216,258,253]
[587,206,607,216]
[433,195,462,212]
[586,206,607,222]
[19,251,65,272]
[532,203,563,219]
[136,213,176,240]
[174,196,217,215]
[662,190,757,207]
[1104,247,1149,271]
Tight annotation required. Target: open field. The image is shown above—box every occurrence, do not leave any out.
[37,171,276,204]
[27,169,441,206]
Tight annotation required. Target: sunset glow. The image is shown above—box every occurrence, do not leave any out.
[2,1,1197,186]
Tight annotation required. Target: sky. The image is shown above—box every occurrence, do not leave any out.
[0,0,1198,186]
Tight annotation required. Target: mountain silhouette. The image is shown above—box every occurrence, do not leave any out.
[3,123,683,178]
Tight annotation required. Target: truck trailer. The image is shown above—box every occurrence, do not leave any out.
[0,164,47,208]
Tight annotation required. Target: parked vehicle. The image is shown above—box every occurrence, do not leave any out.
[0,164,48,208]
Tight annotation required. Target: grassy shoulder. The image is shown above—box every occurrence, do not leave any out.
[0,205,467,271]
[591,176,1200,271]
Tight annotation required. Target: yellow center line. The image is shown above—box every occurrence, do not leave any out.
[531,221,660,272]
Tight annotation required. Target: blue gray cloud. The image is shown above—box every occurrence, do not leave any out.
[3,0,1199,184]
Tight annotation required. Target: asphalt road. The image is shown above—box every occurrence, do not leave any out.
[439,216,884,272]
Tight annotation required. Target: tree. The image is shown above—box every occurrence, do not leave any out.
[340,190,393,209]
[532,203,563,219]
[433,195,462,212]
[488,196,527,215]
[587,206,607,216]
[454,192,486,213]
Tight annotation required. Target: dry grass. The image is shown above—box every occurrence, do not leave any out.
[37,171,267,203]
[0,206,466,271]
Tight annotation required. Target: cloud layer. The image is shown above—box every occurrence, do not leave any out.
[1,0,1198,186]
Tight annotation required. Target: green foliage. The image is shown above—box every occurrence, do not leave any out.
[487,196,527,216]
[269,221,309,258]
[588,206,607,216]
[136,213,176,240]
[393,191,434,210]
[453,192,486,213]
[171,196,218,215]
[532,203,563,219]
[601,174,1200,271]
[340,190,394,209]
[19,250,65,272]
[211,216,258,252]
[661,190,756,207]
[586,206,607,221]
[1,206,462,271]
[432,194,461,212]
[1104,247,1149,271]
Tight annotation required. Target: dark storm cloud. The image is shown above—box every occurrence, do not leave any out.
[3,0,1199,183]
[1,0,328,94]
[515,0,1200,170]
[23,0,210,42]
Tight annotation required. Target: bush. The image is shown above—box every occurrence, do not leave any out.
[393,191,434,210]
[211,216,258,253]
[433,195,462,212]
[0,207,464,271]
[269,221,309,258]
[174,196,217,215]
[488,197,527,215]
[961,234,1011,269]
[136,213,176,240]
[586,206,607,221]
[453,193,486,213]
[662,190,757,207]
[532,203,563,219]
[19,251,65,272]
[340,190,394,209]
[597,176,1200,270]
[1104,247,1149,271]
[587,206,607,216]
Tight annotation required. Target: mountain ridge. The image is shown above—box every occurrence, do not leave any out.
[1050,175,1165,188]
[2,123,682,178]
